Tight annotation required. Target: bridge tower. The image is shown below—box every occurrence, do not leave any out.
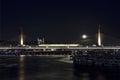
[98,26,102,46]
[20,28,24,46]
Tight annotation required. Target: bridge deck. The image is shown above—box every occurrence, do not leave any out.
[0,46,120,50]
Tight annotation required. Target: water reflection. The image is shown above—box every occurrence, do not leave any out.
[73,65,108,80]
[0,56,119,80]
[19,55,25,80]
[95,73,106,80]
[82,73,90,80]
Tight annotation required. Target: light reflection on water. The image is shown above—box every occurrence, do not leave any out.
[81,73,90,80]
[19,55,25,80]
[95,74,106,80]
[0,56,120,80]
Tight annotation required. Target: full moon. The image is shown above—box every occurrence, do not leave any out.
[82,34,87,39]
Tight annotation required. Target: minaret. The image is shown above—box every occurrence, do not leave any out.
[37,37,45,45]
[20,28,24,46]
[98,26,102,46]
[42,38,45,44]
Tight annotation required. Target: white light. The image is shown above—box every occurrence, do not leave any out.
[82,34,87,39]
[20,28,24,46]
[20,35,24,46]
[98,27,102,46]
[38,44,79,46]
[51,49,56,51]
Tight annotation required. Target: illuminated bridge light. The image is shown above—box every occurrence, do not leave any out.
[38,44,79,47]
[98,26,102,46]
[20,34,24,46]
[20,28,24,46]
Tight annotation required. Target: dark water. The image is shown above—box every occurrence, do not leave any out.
[0,55,120,80]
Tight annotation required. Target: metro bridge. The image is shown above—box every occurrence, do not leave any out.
[0,45,120,50]
[1,27,120,56]
[3,26,119,50]
[0,44,120,56]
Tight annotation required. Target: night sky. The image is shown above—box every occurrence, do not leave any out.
[1,0,120,43]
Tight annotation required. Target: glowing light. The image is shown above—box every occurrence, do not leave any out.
[82,34,87,39]
[20,55,25,62]
[19,55,25,80]
[51,49,56,51]
[98,26,101,46]
[67,46,70,48]
[38,44,79,47]
[20,28,24,46]
[20,34,24,46]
